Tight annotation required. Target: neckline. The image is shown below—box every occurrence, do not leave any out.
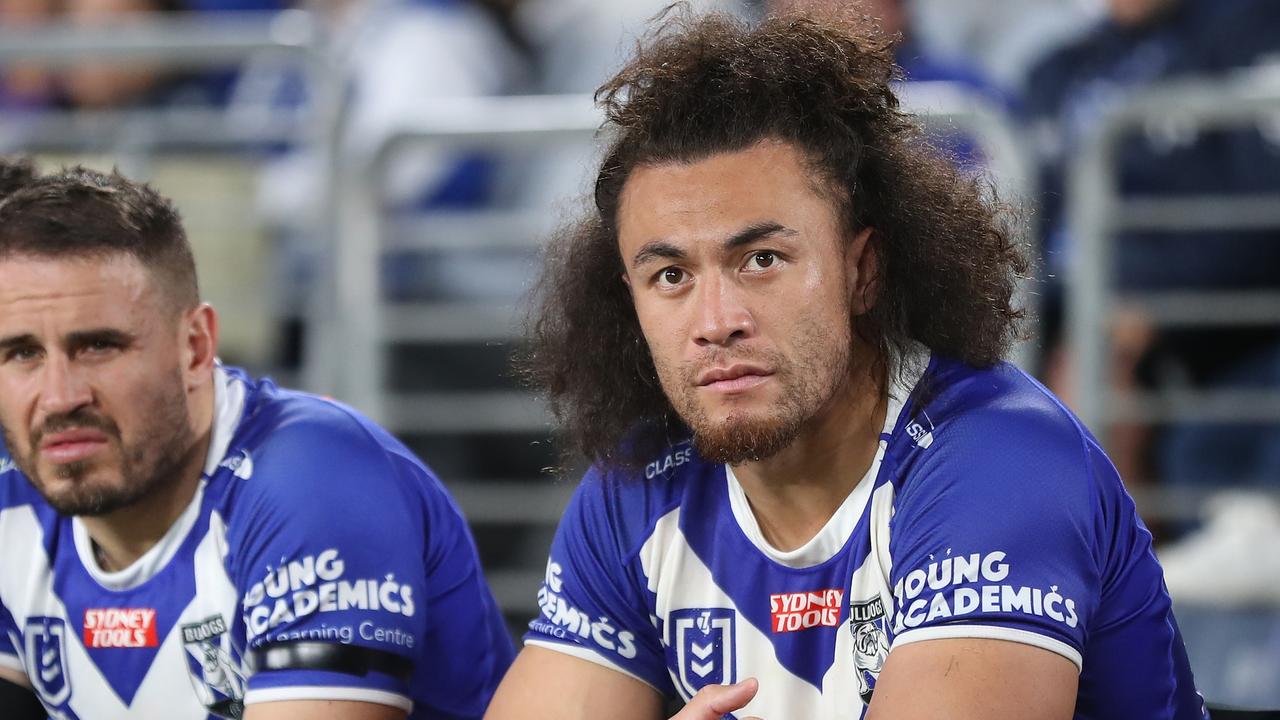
[72,365,246,591]
[724,348,929,569]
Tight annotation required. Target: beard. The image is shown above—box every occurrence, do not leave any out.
[658,325,853,465]
[4,367,195,517]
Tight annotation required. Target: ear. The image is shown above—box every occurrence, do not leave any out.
[621,270,633,296]
[846,226,879,315]
[179,303,219,392]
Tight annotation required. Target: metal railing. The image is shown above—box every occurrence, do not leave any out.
[337,83,1040,426]
[1066,65,1280,433]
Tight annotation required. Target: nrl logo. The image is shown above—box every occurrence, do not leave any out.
[669,608,736,699]
[24,617,71,709]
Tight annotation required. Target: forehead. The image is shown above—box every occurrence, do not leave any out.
[617,140,842,251]
[0,253,156,333]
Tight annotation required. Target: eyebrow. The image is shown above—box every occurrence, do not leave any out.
[0,329,135,356]
[630,221,797,268]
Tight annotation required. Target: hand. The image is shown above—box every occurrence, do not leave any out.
[670,679,762,720]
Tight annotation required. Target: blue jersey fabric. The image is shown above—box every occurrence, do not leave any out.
[524,352,1206,719]
[0,365,514,719]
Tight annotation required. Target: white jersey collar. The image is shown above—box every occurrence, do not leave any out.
[73,364,247,591]
[725,347,930,569]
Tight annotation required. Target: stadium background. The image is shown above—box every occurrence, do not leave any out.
[2,0,1277,710]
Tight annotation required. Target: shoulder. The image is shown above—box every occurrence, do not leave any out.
[891,358,1106,518]
[221,379,446,528]
[0,443,41,512]
[563,442,712,559]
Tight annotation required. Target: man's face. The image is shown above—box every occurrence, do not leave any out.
[0,254,195,516]
[618,140,871,463]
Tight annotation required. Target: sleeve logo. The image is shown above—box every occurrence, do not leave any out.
[532,558,638,660]
[891,550,1079,633]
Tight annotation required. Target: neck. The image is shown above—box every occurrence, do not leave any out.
[731,355,889,553]
[84,378,216,573]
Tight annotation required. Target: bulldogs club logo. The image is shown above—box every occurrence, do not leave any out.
[180,615,246,719]
[669,608,736,699]
[848,597,889,703]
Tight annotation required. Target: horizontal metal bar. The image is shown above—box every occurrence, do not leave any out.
[384,391,549,434]
[1116,194,1280,232]
[1109,389,1280,423]
[1121,291,1280,327]
[0,11,319,66]
[383,211,551,251]
[0,108,307,150]
[383,303,521,343]
[448,480,575,524]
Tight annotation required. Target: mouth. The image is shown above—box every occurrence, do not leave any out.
[696,364,774,393]
[39,428,110,465]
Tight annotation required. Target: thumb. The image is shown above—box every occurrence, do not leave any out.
[674,678,760,720]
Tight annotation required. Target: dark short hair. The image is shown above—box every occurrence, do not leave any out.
[0,158,199,310]
[524,8,1028,468]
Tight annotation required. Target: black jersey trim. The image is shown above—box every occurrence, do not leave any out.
[248,641,413,682]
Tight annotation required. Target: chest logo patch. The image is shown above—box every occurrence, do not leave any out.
[769,588,843,632]
[669,608,735,699]
[83,608,158,648]
[181,614,245,719]
[849,597,889,704]
[24,617,72,708]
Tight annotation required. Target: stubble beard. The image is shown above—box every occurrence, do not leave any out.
[660,329,853,465]
[4,367,196,517]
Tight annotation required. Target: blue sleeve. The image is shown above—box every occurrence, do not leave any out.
[231,410,429,708]
[0,598,22,676]
[524,468,674,695]
[887,402,1103,670]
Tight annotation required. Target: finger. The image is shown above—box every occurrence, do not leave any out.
[678,678,760,719]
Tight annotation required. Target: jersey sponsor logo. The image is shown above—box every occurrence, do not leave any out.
[905,411,936,449]
[241,548,417,640]
[645,447,694,480]
[769,588,843,632]
[891,549,1079,633]
[849,597,889,703]
[670,608,735,699]
[218,450,254,480]
[533,558,638,659]
[83,608,158,648]
[24,617,73,709]
[181,614,245,720]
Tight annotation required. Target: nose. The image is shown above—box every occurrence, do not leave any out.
[36,353,93,419]
[693,273,755,348]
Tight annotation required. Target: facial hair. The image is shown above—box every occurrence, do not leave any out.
[4,366,195,517]
[658,321,853,465]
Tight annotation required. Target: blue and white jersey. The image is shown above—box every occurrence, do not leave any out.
[0,366,514,719]
[525,352,1207,719]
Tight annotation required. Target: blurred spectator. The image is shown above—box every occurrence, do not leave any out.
[251,0,524,364]
[0,0,56,110]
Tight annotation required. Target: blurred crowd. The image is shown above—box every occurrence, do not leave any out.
[3,0,1279,702]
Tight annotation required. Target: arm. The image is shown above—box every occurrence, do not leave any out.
[0,667,44,720]
[244,700,407,720]
[866,637,1076,720]
[485,647,761,720]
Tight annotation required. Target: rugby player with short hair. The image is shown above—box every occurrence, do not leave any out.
[0,159,514,719]
[485,9,1207,720]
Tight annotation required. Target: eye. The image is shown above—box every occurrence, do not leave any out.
[3,346,41,364]
[745,251,778,271]
[655,267,687,288]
